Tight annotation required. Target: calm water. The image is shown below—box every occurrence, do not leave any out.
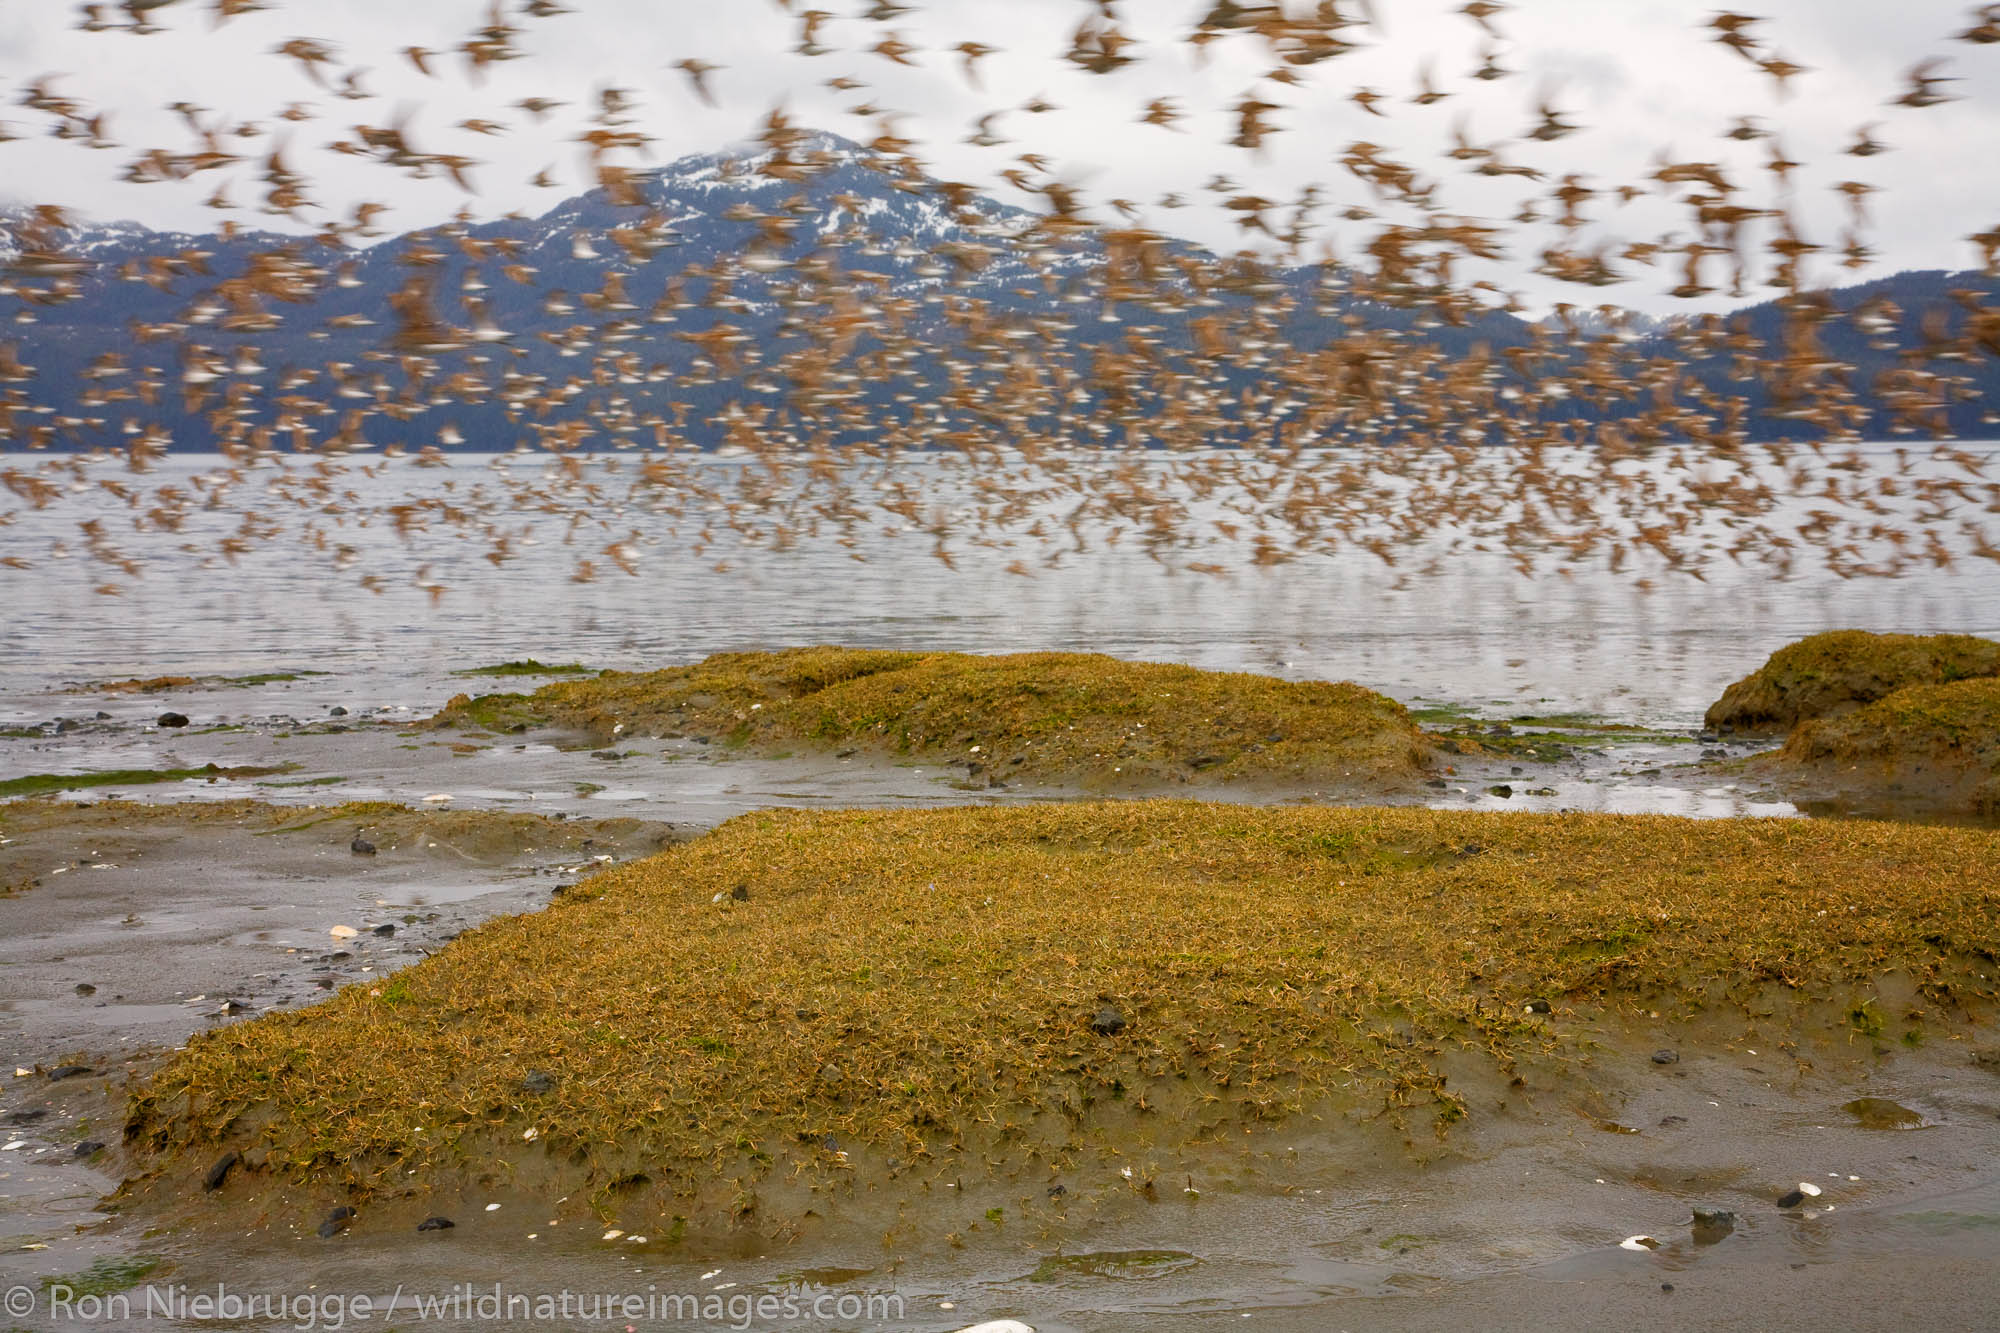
[3,447,1999,726]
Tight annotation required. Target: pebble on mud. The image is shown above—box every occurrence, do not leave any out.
[73,1139,105,1158]
[350,836,376,856]
[1651,1049,1679,1065]
[156,712,190,728]
[1777,1189,1807,1209]
[1090,1004,1128,1036]
[1691,1206,1736,1242]
[521,1070,557,1095]
[317,1206,356,1238]
[417,1216,455,1232]
[46,1065,92,1081]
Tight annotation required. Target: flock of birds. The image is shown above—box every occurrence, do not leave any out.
[1,0,1999,595]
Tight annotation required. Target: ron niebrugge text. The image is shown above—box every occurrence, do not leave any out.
[29,1281,908,1329]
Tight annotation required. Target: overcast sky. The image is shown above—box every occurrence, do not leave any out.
[2,0,1995,313]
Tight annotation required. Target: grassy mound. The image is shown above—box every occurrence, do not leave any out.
[431,647,1432,789]
[127,802,1999,1235]
[1768,676,2000,813]
[1705,630,2000,733]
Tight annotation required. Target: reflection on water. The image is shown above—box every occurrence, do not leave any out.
[4,449,1998,731]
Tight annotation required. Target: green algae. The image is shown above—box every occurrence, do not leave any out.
[451,660,598,678]
[0,765,295,799]
[430,647,1432,788]
[1706,630,2000,734]
[124,802,2000,1235]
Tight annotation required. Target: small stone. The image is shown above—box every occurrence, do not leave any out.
[202,1151,241,1191]
[350,836,376,856]
[329,706,348,717]
[1658,1114,1688,1127]
[372,923,396,938]
[1524,999,1552,1015]
[1651,1049,1679,1065]
[94,711,111,720]
[818,1064,843,1086]
[47,1065,92,1082]
[1487,784,1514,798]
[1425,778,1449,790]
[1090,1004,1128,1036]
[1777,1189,1806,1209]
[317,1205,356,1238]
[73,1139,106,1158]
[521,1070,557,1095]
[74,983,96,996]
[157,712,190,728]
[329,925,359,940]
[1046,1183,1066,1199]
[416,1216,455,1232]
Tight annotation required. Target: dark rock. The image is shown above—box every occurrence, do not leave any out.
[1487,784,1514,798]
[417,1216,455,1232]
[73,1139,106,1158]
[1090,1004,1128,1036]
[317,1206,356,1238]
[46,1065,92,1082]
[1046,1183,1066,1199]
[521,1070,557,1095]
[591,750,621,760]
[93,711,111,720]
[1265,732,1286,744]
[329,706,348,717]
[372,923,396,937]
[1658,1115,1688,1127]
[202,1151,241,1191]
[835,749,857,759]
[350,836,376,856]
[1425,778,1449,790]
[218,999,253,1015]
[156,712,190,728]
[1651,1049,1679,1065]
[1776,1189,1806,1209]
[730,884,750,902]
[74,983,96,996]
[1524,999,1552,1014]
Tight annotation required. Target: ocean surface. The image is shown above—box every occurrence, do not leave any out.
[4,446,1999,727]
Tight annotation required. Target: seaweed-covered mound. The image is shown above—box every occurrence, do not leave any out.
[1705,630,2000,734]
[431,647,1432,788]
[127,802,2000,1235]
[1768,676,2000,814]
